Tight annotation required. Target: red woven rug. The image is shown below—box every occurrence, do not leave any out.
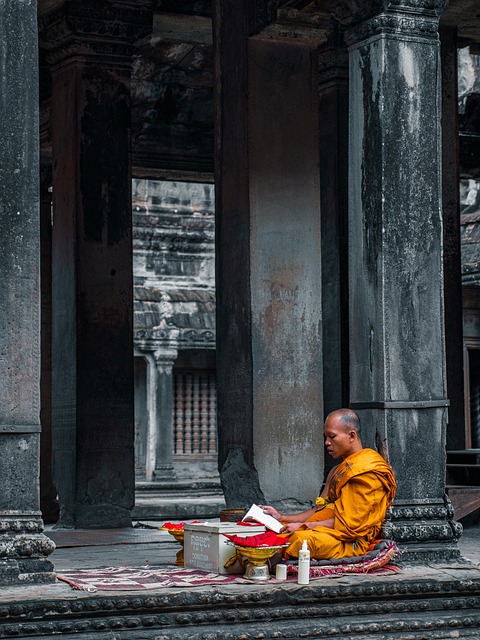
[57,541,400,591]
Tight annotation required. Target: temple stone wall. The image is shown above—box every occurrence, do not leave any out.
[132,178,217,482]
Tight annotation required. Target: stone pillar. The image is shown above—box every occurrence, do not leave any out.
[440,26,465,450]
[214,2,324,509]
[40,152,60,524]
[340,1,461,561]
[318,25,350,421]
[0,0,55,583]
[147,350,178,481]
[39,2,153,528]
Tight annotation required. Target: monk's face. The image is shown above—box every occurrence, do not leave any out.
[324,416,356,460]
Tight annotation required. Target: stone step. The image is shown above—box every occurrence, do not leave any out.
[447,485,480,520]
[447,449,480,465]
[2,570,480,638]
[133,492,226,521]
[135,478,222,496]
[446,463,480,486]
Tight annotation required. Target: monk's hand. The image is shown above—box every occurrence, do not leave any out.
[258,505,282,520]
[280,522,304,533]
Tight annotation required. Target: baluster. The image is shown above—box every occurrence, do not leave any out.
[208,374,217,454]
[174,373,184,454]
[192,373,201,453]
[199,374,209,453]
[184,374,193,454]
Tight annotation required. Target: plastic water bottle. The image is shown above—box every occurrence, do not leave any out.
[297,539,310,585]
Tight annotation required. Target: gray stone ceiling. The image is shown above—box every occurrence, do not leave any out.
[441,0,480,45]
[37,0,480,45]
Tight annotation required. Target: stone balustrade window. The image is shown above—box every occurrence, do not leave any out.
[174,371,217,455]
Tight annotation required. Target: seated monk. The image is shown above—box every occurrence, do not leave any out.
[260,408,396,560]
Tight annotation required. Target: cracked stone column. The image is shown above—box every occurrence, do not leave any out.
[39,1,153,528]
[0,0,55,583]
[148,349,178,481]
[338,0,461,561]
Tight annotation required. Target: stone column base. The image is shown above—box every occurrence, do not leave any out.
[382,496,463,564]
[0,515,56,585]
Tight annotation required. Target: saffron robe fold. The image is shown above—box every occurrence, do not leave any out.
[286,448,396,559]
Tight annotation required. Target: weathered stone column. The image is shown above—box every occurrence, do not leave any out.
[39,2,153,528]
[39,152,59,524]
[440,26,465,449]
[339,0,461,561]
[214,2,324,509]
[148,350,178,481]
[0,0,55,583]
[318,25,350,420]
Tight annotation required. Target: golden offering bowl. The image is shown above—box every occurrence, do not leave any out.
[162,528,185,566]
[234,545,287,582]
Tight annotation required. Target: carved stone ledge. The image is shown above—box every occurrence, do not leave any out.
[134,327,215,348]
[252,1,330,44]
[133,226,214,253]
[44,42,139,67]
[39,1,153,64]
[344,12,441,47]
[253,22,329,44]
[383,521,457,542]
[1,580,480,637]
[317,24,348,85]
[0,533,56,559]
[387,504,450,520]
[0,518,45,533]
[331,0,449,26]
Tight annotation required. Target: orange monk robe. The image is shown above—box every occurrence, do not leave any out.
[286,448,396,559]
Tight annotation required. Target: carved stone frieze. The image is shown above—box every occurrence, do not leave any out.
[253,22,329,44]
[134,232,214,254]
[317,23,348,85]
[252,0,330,44]
[382,521,455,542]
[39,0,153,64]
[331,0,449,26]
[0,534,56,559]
[387,504,449,520]
[344,12,440,47]
[135,327,215,348]
[0,519,45,533]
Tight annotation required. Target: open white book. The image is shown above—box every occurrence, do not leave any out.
[242,503,283,533]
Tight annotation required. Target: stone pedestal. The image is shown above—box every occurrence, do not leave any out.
[342,1,461,561]
[214,2,324,509]
[39,2,153,528]
[0,0,55,583]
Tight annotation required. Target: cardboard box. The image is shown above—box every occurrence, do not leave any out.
[184,522,266,574]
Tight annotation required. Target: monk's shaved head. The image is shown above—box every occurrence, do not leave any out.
[325,409,361,435]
